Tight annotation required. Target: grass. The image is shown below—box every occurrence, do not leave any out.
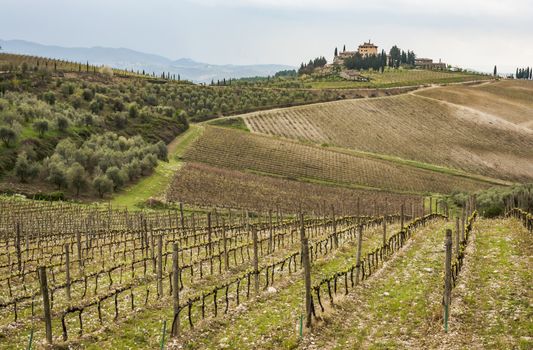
[207,117,250,132]
[305,219,451,349]
[437,218,533,349]
[109,125,203,209]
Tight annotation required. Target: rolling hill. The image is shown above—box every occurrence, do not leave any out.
[242,83,533,182]
[0,39,294,83]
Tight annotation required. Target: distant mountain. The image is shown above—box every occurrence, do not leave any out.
[0,39,295,83]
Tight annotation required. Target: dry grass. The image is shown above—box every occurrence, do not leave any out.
[243,85,533,182]
[181,126,496,195]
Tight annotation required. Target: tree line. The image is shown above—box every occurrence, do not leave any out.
[515,67,532,79]
[298,57,327,75]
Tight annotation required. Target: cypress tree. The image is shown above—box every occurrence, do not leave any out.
[493,65,497,76]
[334,47,338,57]
[343,45,346,52]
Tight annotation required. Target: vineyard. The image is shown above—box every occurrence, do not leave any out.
[166,162,421,214]
[306,68,492,89]
[415,80,533,130]
[181,126,496,195]
[0,195,427,348]
[243,90,533,182]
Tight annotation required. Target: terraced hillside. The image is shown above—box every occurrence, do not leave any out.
[243,85,533,182]
[415,80,533,130]
[180,126,499,195]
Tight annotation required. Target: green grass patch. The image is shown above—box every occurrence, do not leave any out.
[208,117,250,132]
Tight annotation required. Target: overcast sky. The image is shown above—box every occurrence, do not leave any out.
[1,0,532,73]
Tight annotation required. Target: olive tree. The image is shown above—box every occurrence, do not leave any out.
[33,119,49,137]
[0,126,17,147]
[67,162,88,196]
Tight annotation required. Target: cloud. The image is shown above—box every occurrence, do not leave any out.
[188,0,533,19]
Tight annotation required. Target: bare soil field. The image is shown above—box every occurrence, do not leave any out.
[243,85,533,182]
[181,126,496,194]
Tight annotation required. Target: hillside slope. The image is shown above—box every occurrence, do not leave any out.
[242,85,533,182]
[181,126,498,195]
[414,80,533,130]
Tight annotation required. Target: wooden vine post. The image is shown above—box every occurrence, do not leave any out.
[300,213,313,328]
[16,222,22,273]
[171,243,180,337]
[400,203,405,231]
[268,210,273,254]
[207,212,213,255]
[355,225,363,284]
[76,230,83,270]
[65,243,71,301]
[252,226,259,294]
[157,234,163,297]
[179,202,185,230]
[443,229,452,333]
[331,205,338,249]
[461,207,466,243]
[222,219,229,271]
[455,217,460,259]
[38,266,53,344]
[382,216,387,247]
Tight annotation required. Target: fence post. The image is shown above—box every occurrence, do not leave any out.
[252,226,259,294]
[38,266,53,344]
[157,234,163,297]
[64,243,71,301]
[355,225,363,284]
[171,243,180,337]
[444,229,452,333]
[300,213,313,328]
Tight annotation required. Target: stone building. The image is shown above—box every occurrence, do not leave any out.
[358,41,378,57]
[415,58,447,70]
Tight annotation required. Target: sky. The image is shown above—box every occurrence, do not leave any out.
[1,0,532,73]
